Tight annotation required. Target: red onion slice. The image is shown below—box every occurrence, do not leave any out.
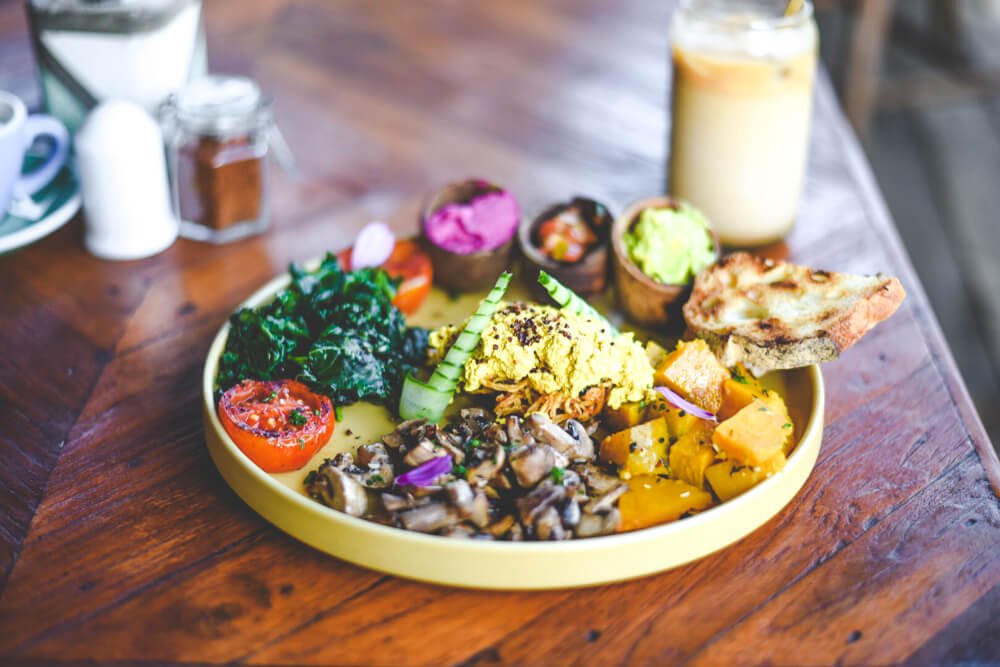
[654,386,717,422]
[350,221,395,269]
[395,455,453,487]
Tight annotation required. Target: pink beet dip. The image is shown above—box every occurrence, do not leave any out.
[424,183,519,254]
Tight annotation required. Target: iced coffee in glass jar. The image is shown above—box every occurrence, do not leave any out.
[668,0,817,247]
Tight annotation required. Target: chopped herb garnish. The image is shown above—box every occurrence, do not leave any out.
[731,368,748,385]
[452,463,468,477]
[467,437,482,449]
[335,405,343,421]
[261,390,279,403]
[369,474,384,484]
[783,422,793,429]
[297,438,305,449]
[550,466,565,484]
[288,408,308,426]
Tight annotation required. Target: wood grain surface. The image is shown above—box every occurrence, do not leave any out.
[1,1,998,665]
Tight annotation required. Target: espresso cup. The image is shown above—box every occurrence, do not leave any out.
[0,90,70,216]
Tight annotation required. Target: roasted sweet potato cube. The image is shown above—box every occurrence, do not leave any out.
[668,423,717,489]
[654,339,730,413]
[599,417,669,479]
[645,398,703,438]
[712,398,787,467]
[705,453,787,501]
[618,475,714,531]
[602,401,649,432]
[718,364,767,420]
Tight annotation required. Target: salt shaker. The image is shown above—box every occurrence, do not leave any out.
[75,100,178,260]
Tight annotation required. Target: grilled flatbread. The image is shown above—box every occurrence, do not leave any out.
[683,252,906,376]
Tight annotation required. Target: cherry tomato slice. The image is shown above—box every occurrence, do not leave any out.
[337,239,433,315]
[219,379,335,473]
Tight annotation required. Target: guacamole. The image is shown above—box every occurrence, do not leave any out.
[624,202,716,284]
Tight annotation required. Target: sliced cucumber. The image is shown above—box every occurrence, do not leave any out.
[537,270,617,335]
[399,271,512,421]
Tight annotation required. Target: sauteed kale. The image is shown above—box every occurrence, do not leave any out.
[217,254,429,406]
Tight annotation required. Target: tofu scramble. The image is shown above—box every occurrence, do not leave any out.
[428,302,654,410]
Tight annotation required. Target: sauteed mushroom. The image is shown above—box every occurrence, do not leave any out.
[306,408,636,540]
[306,462,368,517]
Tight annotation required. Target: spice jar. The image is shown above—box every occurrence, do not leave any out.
[161,75,276,243]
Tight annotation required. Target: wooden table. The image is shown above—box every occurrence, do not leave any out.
[1,1,998,665]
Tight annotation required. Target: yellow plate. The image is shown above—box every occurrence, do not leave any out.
[202,267,825,590]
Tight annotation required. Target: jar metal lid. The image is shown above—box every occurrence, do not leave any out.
[165,74,271,137]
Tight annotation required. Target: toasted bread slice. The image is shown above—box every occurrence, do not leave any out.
[683,253,905,376]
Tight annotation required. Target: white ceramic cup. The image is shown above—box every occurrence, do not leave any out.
[0,90,70,215]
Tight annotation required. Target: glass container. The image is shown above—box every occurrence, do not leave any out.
[26,0,207,135]
[668,0,818,247]
[160,75,273,243]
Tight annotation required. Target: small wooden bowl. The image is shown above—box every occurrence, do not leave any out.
[420,179,516,293]
[611,195,719,328]
[517,197,612,297]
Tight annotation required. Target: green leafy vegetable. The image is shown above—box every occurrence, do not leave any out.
[217,253,429,406]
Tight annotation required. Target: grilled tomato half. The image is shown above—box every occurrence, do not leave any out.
[219,379,335,472]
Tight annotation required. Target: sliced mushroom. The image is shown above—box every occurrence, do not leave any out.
[482,422,508,446]
[526,413,580,457]
[509,444,556,488]
[441,524,477,539]
[584,483,629,515]
[561,498,582,528]
[329,452,354,470]
[516,481,567,526]
[467,444,506,487]
[575,508,621,537]
[460,407,492,423]
[534,505,567,541]
[466,489,490,528]
[489,470,515,491]
[434,437,466,465]
[563,419,595,460]
[396,418,427,434]
[404,438,444,467]
[355,443,395,488]
[381,492,426,513]
[445,479,475,512]
[577,463,623,496]
[356,442,388,467]
[397,502,459,533]
[382,430,405,449]
[307,465,368,517]
[486,513,517,538]
[506,416,535,447]
[508,522,524,541]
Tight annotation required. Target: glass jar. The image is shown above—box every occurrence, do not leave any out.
[161,75,273,243]
[26,0,207,134]
[668,0,818,247]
